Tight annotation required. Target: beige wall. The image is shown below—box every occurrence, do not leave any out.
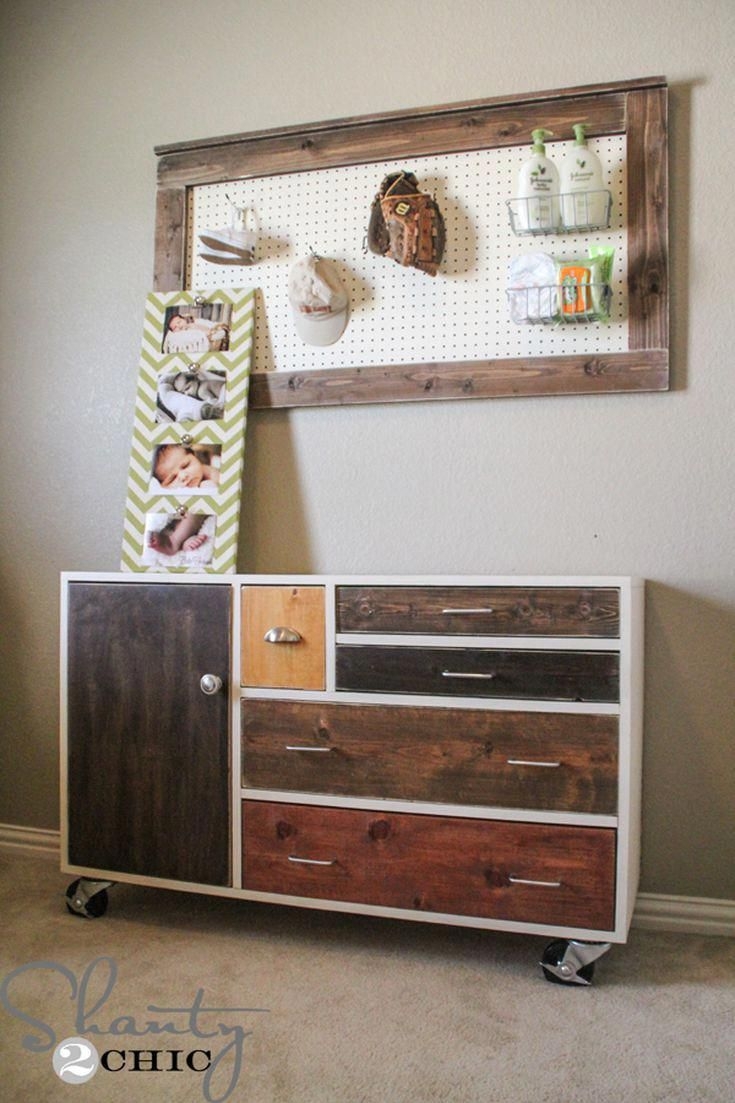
[0,0,732,900]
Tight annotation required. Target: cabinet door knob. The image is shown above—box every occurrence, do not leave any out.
[199,673,223,695]
[263,626,302,644]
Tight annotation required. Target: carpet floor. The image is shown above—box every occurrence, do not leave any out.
[1,848,733,1102]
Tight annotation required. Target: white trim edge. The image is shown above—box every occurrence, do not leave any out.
[0,824,732,937]
[0,823,61,855]
[633,892,735,938]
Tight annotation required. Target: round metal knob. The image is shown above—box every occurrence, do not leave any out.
[199,674,223,696]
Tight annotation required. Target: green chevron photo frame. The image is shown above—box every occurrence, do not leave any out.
[121,288,256,573]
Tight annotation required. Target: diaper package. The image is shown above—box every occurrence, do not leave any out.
[506,252,557,323]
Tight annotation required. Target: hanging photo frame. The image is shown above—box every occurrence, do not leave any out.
[121,287,256,573]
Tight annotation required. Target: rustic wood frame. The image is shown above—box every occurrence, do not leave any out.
[154,76,668,410]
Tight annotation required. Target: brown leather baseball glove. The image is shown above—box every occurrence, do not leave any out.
[367,171,445,277]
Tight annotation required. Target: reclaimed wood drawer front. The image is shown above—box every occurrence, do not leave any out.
[336,645,620,703]
[337,586,620,637]
[242,699,618,813]
[241,585,326,690]
[242,801,616,930]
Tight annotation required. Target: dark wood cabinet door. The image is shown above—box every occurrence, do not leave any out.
[66,582,231,885]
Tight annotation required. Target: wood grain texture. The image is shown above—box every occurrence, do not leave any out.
[242,801,616,929]
[337,585,620,637]
[247,351,669,408]
[153,186,186,294]
[156,94,627,189]
[241,585,326,690]
[66,582,231,885]
[241,699,618,813]
[627,86,669,353]
[336,646,620,703]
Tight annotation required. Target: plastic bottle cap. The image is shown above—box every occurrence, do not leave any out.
[573,123,588,146]
[531,128,553,153]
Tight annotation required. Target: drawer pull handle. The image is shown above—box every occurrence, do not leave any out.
[441,670,496,680]
[285,745,332,753]
[509,876,562,888]
[263,626,302,644]
[442,607,495,615]
[287,855,336,866]
[507,759,561,768]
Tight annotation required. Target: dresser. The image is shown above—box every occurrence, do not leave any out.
[61,574,644,984]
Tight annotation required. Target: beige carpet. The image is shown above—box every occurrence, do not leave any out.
[1,848,733,1102]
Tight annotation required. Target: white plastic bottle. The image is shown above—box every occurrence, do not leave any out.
[515,129,560,232]
[560,123,608,229]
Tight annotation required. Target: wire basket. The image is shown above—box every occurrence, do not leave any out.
[506,191,612,236]
[506,283,612,325]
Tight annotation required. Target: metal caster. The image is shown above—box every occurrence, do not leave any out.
[540,939,611,986]
[65,878,114,918]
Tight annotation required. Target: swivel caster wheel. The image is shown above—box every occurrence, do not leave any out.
[65,878,113,918]
[540,939,611,986]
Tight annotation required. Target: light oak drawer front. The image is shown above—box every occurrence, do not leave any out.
[337,586,620,638]
[242,802,616,930]
[336,646,620,703]
[241,586,325,690]
[242,700,618,814]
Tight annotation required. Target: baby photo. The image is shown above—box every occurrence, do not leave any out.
[161,302,232,354]
[155,365,227,423]
[149,442,222,494]
[142,510,216,568]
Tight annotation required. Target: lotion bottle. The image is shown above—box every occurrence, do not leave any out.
[560,123,607,229]
[516,129,560,232]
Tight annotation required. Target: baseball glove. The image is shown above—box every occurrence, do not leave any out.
[367,171,445,277]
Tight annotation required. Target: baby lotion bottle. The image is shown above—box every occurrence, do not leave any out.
[560,123,608,229]
[516,129,560,232]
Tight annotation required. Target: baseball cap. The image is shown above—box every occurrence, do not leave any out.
[289,255,349,346]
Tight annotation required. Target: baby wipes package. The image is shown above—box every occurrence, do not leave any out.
[555,245,615,320]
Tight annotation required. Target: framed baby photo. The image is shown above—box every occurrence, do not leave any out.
[121,287,255,574]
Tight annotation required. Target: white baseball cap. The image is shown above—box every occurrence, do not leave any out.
[289,255,349,346]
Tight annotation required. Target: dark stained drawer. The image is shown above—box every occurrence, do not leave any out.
[336,645,620,703]
[242,699,618,814]
[242,801,616,930]
[337,586,620,638]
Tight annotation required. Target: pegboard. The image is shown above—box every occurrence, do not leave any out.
[154,78,669,407]
[186,136,628,375]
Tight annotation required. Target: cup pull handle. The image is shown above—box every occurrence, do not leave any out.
[263,626,302,644]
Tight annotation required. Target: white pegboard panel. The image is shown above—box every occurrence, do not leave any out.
[186,136,628,375]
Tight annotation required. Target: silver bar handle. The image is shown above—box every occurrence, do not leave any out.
[509,876,562,888]
[441,607,495,614]
[285,745,332,753]
[263,626,302,644]
[441,670,496,680]
[506,759,561,768]
[287,855,336,866]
